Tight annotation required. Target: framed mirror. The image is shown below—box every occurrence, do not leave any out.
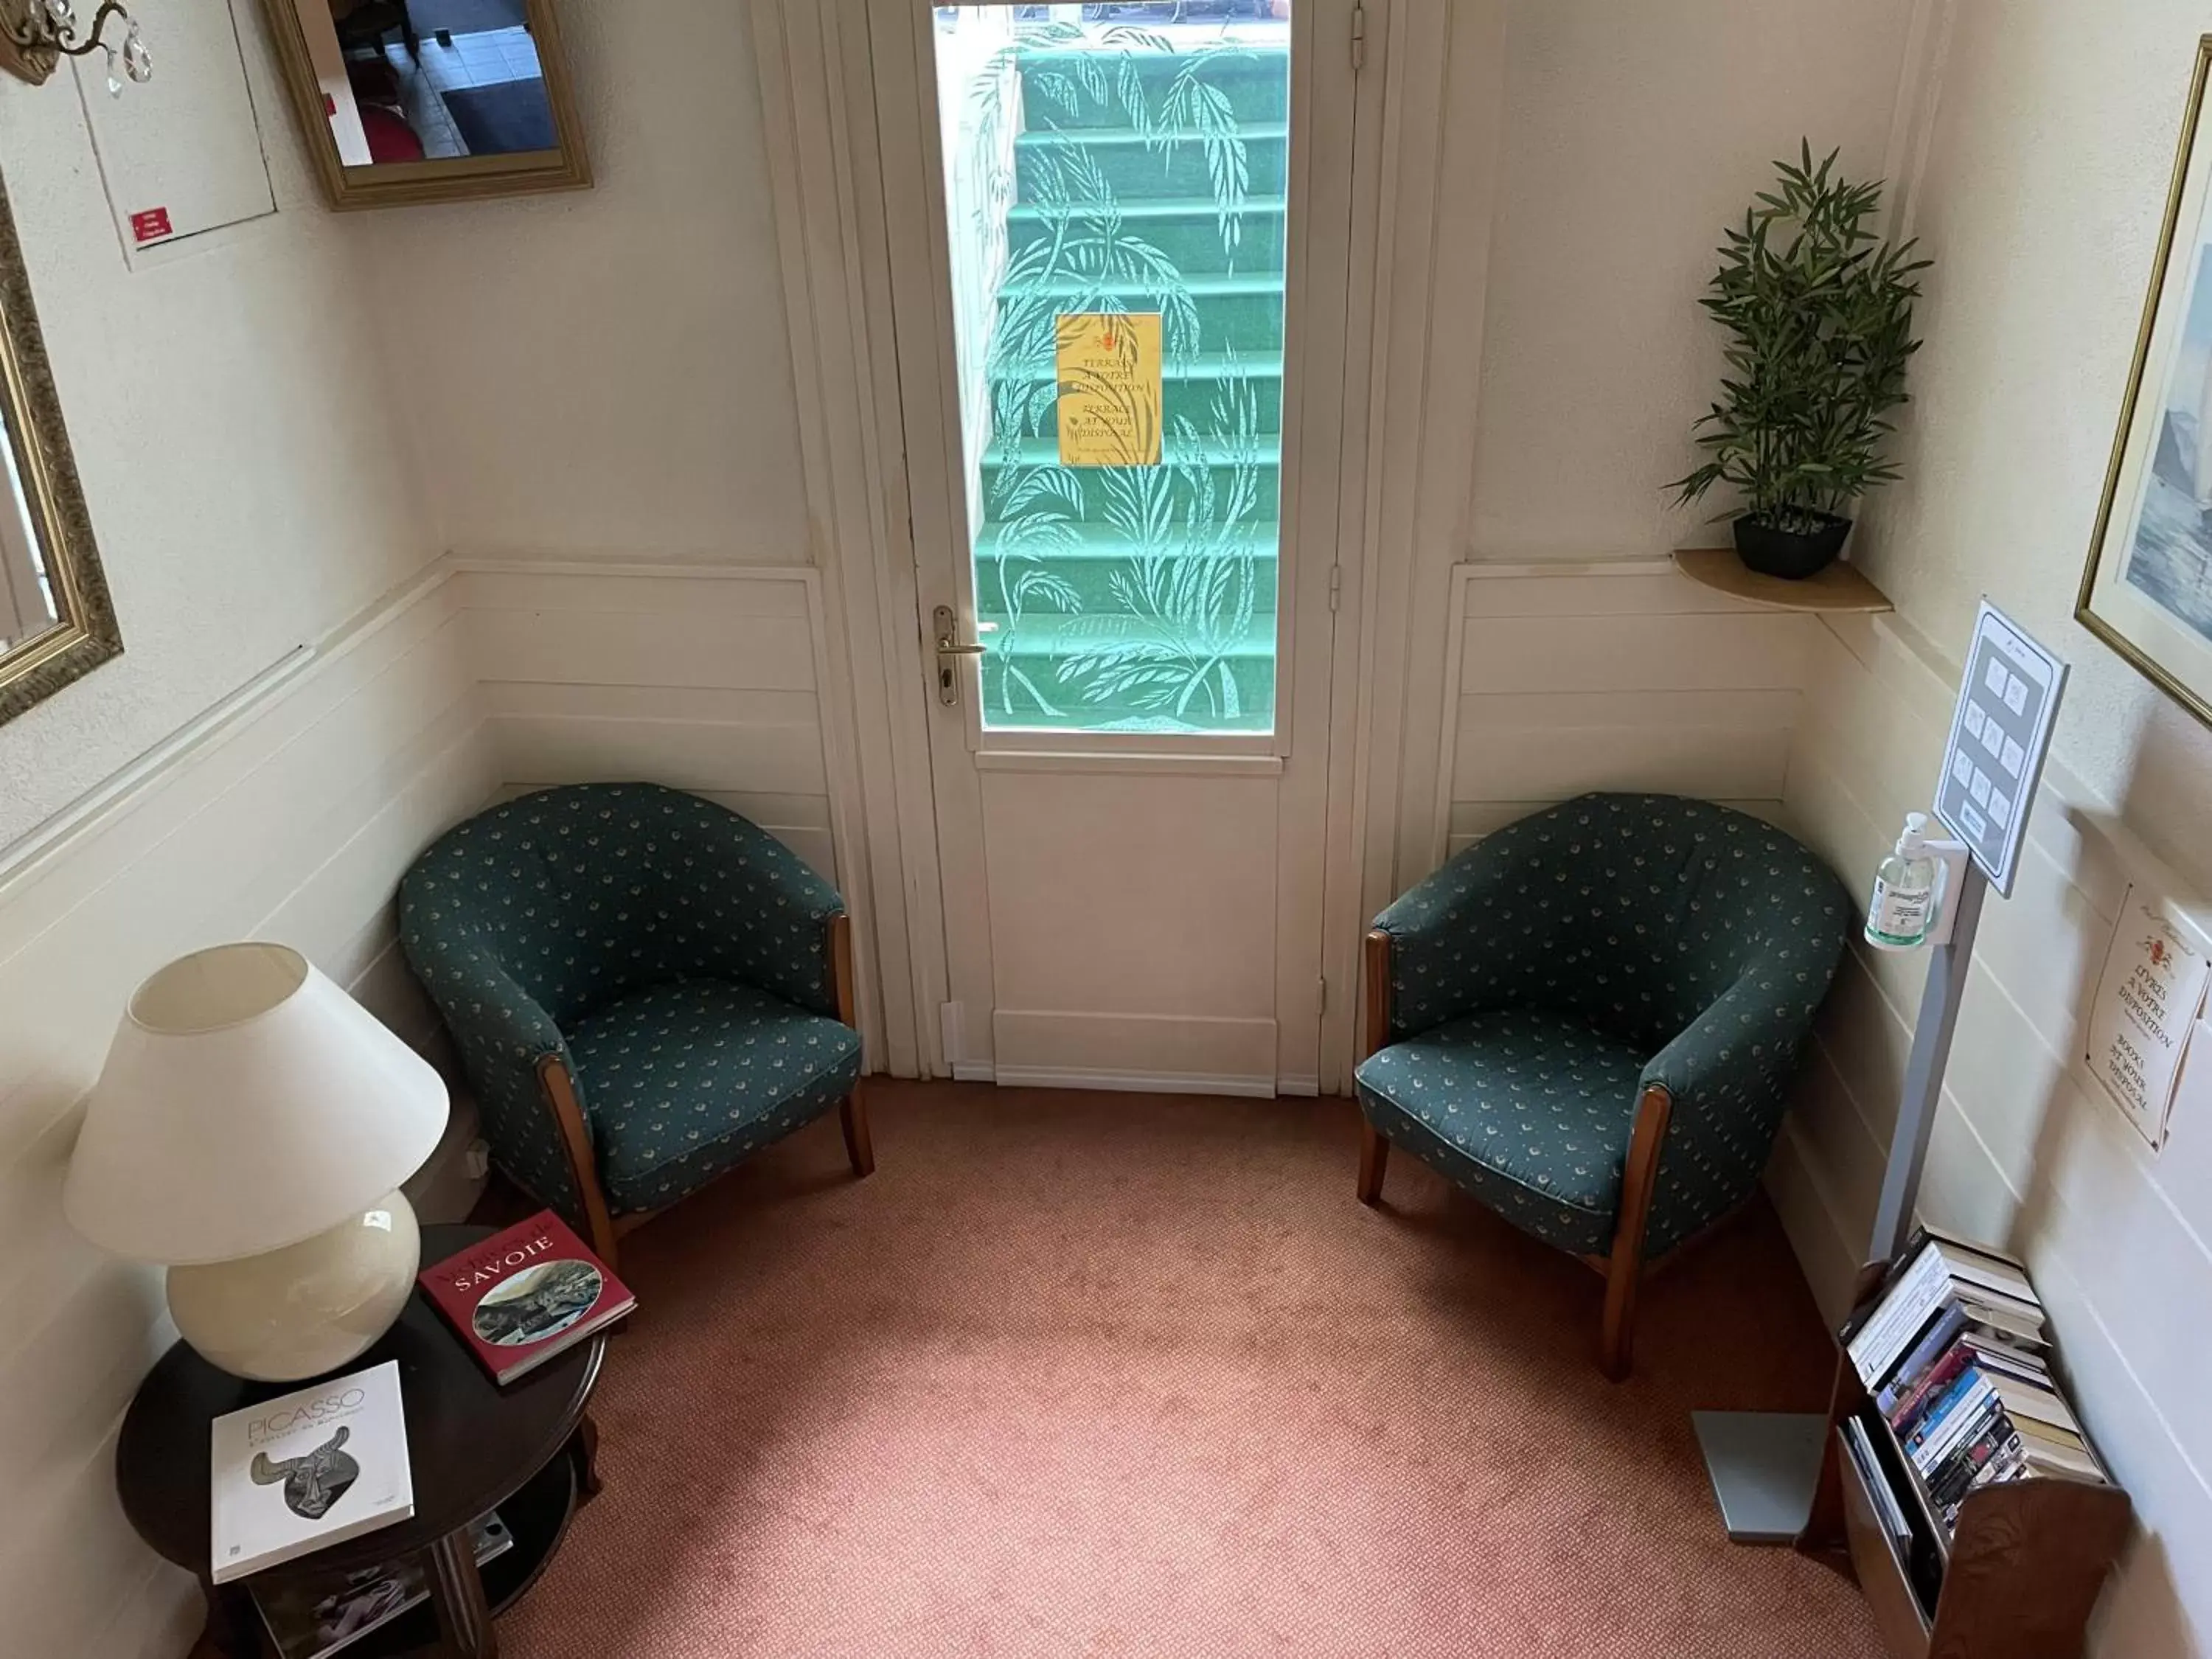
[258,0,589,209]
[0,166,122,728]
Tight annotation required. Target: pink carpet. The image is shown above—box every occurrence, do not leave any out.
[498,1082,1882,1658]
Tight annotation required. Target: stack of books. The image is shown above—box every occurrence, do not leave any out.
[1842,1228,2109,1543]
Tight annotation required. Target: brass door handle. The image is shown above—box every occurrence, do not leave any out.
[932,605,984,706]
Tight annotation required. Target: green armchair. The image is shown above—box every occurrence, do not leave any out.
[1354,793,1849,1378]
[400,783,869,1267]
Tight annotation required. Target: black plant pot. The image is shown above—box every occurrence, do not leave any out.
[1733,511,1851,580]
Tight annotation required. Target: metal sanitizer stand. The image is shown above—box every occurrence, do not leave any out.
[1691,599,2068,1544]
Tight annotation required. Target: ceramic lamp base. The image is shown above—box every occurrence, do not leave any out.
[166,1191,422,1381]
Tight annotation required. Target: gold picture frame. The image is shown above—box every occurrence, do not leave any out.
[2080,35,2212,730]
[257,0,591,211]
[0,159,122,728]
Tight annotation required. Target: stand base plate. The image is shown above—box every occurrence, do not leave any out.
[1693,1410,1827,1544]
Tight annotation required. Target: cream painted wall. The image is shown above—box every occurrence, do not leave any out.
[0,21,432,849]
[1369,0,1930,929]
[0,573,493,1658]
[1856,0,2212,844]
[1775,616,2212,1659]
[1463,0,1922,562]
[353,0,812,564]
[0,13,456,1657]
[1769,5,2212,1655]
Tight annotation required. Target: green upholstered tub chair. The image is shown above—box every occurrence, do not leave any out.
[1354,793,1850,1379]
[400,783,869,1267]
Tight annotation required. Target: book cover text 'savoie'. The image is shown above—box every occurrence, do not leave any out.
[419,1211,635,1384]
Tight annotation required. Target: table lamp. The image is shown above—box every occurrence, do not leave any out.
[63,942,449,1382]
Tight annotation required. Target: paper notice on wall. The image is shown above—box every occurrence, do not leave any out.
[2084,885,2212,1150]
[1055,312,1163,467]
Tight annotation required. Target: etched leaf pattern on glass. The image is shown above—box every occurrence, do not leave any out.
[937,8,1290,733]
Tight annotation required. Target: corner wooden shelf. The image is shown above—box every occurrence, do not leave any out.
[1672,546,1893,613]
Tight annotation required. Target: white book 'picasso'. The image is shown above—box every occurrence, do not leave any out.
[210,1360,414,1584]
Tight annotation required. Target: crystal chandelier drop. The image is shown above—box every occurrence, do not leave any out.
[3,0,151,94]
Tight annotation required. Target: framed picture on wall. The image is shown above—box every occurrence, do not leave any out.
[2081,35,2212,729]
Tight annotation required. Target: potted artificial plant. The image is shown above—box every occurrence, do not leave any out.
[1671,143,1930,580]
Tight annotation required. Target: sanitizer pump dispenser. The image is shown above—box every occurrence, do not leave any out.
[1867,813,1938,947]
[1863,812,1970,952]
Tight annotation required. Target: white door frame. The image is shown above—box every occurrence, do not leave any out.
[745,0,1498,1089]
[1324,0,1506,1091]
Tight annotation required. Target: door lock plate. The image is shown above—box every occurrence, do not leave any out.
[932,605,985,706]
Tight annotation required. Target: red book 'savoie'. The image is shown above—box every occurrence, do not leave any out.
[418,1211,635,1385]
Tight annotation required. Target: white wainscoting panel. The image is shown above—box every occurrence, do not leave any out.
[456,564,846,883]
[1430,561,1818,863]
[0,571,494,1659]
[1771,611,2212,1649]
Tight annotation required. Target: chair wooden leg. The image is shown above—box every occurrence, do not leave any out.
[1599,1252,1641,1382]
[827,911,872,1178]
[536,1053,621,1272]
[1598,1083,1674,1382]
[1357,1121,1388,1206]
[839,1087,874,1178]
[1356,929,1394,1207]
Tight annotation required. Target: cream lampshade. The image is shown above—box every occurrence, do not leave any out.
[63,942,449,1381]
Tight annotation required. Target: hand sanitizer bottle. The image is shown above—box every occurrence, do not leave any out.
[1866,813,1940,950]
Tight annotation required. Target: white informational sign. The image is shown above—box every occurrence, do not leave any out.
[1932,601,2067,898]
[2084,885,2212,1151]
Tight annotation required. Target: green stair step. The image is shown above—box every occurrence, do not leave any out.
[1015,122,1289,148]
[977,521,1278,557]
[987,350,1283,431]
[979,460,1282,524]
[1009,194,1287,218]
[978,614,1279,658]
[995,271,1284,353]
[988,349,1283,380]
[1000,271,1282,297]
[1018,46,1290,129]
[974,611,1278,731]
[1008,196,1287,271]
[1014,123,1290,198]
[984,434,1282,468]
[975,560,1278,616]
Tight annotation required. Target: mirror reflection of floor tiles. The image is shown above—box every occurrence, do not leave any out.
[377,26,547,160]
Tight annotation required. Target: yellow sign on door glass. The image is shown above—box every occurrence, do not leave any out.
[1055,311,1163,467]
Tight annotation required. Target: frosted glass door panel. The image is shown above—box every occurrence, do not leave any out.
[932,3,1292,734]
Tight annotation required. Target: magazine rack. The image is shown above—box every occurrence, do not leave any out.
[1797,1264,2132,1659]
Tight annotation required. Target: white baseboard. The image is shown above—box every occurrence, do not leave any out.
[992,1007,1279,1085]
[947,1059,1318,1099]
[989,1064,1281,1098]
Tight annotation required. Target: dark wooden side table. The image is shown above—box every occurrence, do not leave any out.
[116,1225,606,1659]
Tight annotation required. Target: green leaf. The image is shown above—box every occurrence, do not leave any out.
[1667,142,1924,519]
